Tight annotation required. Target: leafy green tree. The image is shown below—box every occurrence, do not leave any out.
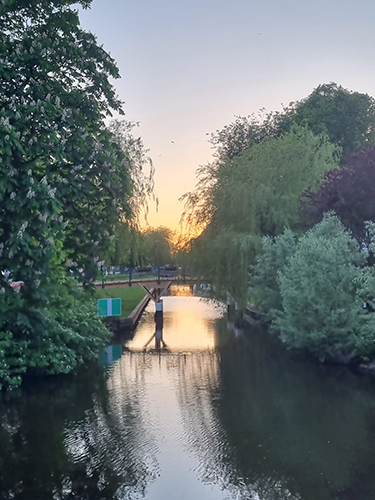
[0,0,130,294]
[144,227,173,267]
[277,83,375,155]
[209,114,270,163]
[204,83,375,173]
[103,222,148,270]
[0,280,110,390]
[184,125,339,302]
[0,0,137,388]
[108,119,156,225]
[275,214,375,361]
[100,120,155,270]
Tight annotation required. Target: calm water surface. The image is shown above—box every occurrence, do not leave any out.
[2,285,375,499]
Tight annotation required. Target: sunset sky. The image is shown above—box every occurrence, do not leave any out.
[79,0,375,230]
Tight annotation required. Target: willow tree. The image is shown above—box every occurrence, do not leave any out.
[101,120,156,270]
[183,125,339,302]
[144,226,173,267]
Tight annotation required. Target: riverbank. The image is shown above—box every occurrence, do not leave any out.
[96,286,151,333]
[96,287,146,318]
[241,301,375,375]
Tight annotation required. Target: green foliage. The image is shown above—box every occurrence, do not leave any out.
[185,125,339,302]
[0,280,110,390]
[144,226,173,267]
[0,1,142,389]
[191,230,259,304]
[275,214,375,361]
[202,83,375,171]
[0,0,131,294]
[279,83,375,155]
[100,121,156,269]
[251,229,297,321]
[108,120,155,224]
[103,222,148,269]
[213,124,339,236]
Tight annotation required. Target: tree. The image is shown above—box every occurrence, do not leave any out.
[100,120,156,270]
[301,146,375,248]
[144,227,173,267]
[206,83,375,172]
[275,214,375,361]
[209,114,270,163]
[0,0,137,388]
[0,0,131,295]
[108,119,156,225]
[251,229,297,322]
[103,222,148,270]
[277,83,375,156]
[183,125,339,302]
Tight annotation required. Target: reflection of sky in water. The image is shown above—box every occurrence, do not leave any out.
[67,292,298,499]
[65,293,299,499]
[127,294,225,352]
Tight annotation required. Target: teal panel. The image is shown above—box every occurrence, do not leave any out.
[97,299,108,317]
[112,298,121,316]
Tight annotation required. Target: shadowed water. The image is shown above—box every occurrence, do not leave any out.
[1,285,375,499]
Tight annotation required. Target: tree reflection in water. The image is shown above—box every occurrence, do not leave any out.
[0,362,158,500]
[64,354,159,499]
[177,318,375,500]
[173,341,302,500]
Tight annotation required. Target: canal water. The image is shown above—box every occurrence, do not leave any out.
[2,285,375,499]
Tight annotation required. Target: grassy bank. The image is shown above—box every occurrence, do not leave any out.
[96,286,146,317]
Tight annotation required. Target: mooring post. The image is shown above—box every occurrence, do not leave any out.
[227,294,232,316]
[155,299,163,350]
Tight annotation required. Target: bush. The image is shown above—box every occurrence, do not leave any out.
[275,214,375,361]
[0,280,110,390]
[251,228,297,322]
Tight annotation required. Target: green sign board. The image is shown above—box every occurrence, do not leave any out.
[97,298,121,317]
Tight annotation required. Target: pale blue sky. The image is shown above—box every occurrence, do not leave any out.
[80,0,375,229]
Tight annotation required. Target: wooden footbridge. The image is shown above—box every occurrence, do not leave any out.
[93,277,174,303]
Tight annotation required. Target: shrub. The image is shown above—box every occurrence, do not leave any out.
[0,280,110,390]
[251,228,297,321]
[275,214,373,361]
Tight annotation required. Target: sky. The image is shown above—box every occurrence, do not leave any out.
[79,0,375,230]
